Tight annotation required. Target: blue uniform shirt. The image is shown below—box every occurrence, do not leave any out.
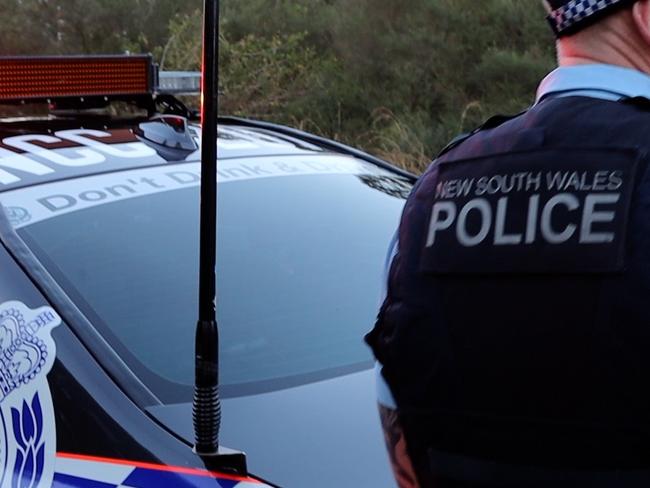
[375,63,650,409]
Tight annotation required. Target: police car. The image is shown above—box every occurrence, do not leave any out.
[0,54,413,487]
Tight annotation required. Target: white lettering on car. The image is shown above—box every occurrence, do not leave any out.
[0,148,54,185]
[1,156,388,229]
[55,129,157,158]
[4,134,105,166]
[0,130,161,187]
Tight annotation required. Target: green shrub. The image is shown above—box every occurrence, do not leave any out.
[0,0,557,173]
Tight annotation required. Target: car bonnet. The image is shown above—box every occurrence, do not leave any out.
[147,368,395,488]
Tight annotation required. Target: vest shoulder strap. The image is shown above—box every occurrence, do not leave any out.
[436,111,527,158]
[620,96,650,111]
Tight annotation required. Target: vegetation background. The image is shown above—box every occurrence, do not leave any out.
[0,0,556,173]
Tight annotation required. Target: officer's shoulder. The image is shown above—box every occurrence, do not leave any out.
[436,111,526,159]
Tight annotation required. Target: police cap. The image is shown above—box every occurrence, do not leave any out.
[546,0,639,37]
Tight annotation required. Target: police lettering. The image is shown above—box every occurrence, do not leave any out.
[435,170,623,199]
[422,154,634,273]
[426,192,620,247]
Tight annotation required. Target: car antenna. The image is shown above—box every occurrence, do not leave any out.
[194,0,221,458]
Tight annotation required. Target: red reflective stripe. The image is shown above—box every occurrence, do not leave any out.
[56,452,262,483]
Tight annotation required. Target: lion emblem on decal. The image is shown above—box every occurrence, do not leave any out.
[4,207,31,227]
[0,302,60,488]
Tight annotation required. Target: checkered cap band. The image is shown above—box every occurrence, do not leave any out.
[547,0,631,36]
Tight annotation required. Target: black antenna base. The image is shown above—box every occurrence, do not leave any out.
[193,318,221,455]
[193,446,248,474]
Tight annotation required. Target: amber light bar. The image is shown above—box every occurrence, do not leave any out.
[0,55,154,101]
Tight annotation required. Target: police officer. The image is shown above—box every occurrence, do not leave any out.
[366,1,650,486]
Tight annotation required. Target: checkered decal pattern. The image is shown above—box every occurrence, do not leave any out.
[52,454,268,488]
[547,0,625,35]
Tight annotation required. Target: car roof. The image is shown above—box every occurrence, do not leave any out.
[216,124,327,158]
[0,116,330,192]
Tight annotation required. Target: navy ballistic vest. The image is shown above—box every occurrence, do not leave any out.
[366,96,650,476]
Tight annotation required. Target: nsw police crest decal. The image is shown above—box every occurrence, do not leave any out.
[0,301,60,488]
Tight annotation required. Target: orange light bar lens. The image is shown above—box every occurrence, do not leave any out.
[0,55,152,101]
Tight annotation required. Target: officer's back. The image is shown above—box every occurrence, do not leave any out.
[367,1,650,486]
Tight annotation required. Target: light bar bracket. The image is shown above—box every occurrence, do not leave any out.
[158,71,201,95]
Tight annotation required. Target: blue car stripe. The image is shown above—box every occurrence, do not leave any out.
[53,472,117,488]
[123,468,240,488]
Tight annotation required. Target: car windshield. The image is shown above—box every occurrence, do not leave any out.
[2,155,411,402]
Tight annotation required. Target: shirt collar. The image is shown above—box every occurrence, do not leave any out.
[536,64,650,103]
